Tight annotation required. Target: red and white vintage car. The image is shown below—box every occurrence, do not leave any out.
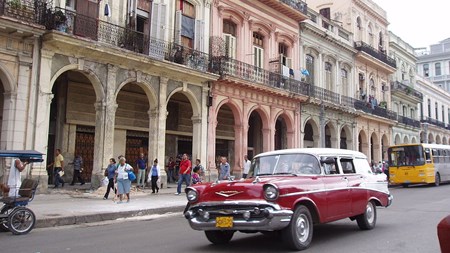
[184,148,393,250]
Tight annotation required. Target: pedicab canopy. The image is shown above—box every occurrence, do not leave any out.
[0,150,44,162]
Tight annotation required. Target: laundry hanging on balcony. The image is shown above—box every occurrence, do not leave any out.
[301,68,310,76]
[104,3,111,17]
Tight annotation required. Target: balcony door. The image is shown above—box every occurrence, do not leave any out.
[74,0,99,40]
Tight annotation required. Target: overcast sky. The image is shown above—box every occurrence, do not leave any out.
[373,0,450,49]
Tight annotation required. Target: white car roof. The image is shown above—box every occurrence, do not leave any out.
[254,148,367,159]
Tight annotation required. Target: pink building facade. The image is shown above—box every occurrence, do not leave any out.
[207,0,309,176]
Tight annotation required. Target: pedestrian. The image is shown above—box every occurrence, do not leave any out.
[136,153,147,188]
[175,153,191,195]
[193,158,205,181]
[242,154,251,179]
[191,166,202,184]
[8,158,29,197]
[70,153,85,185]
[148,159,160,193]
[103,158,117,200]
[219,156,230,180]
[166,157,176,183]
[115,157,133,203]
[47,149,65,188]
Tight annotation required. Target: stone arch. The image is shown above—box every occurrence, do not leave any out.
[394,134,401,145]
[274,110,295,149]
[166,87,201,117]
[428,133,434,144]
[115,78,158,111]
[50,64,105,102]
[436,134,442,144]
[247,105,270,130]
[219,6,245,26]
[339,124,353,150]
[443,137,448,145]
[411,136,418,144]
[303,117,320,148]
[381,134,389,160]
[370,132,380,163]
[215,97,243,126]
[324,120,337,148]
[249,20,272,37]
[403,135,409,144]
[358,129,368,156]
[0,62,16,93]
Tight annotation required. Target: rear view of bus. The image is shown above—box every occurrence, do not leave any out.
[387,144,438,187]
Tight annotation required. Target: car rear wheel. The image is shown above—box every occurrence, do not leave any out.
[281,205,313,251]
[204,230,234,244]
[434,173,441,187]
[356,201,377,230]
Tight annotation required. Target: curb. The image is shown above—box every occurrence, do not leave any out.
[35,205,186,228]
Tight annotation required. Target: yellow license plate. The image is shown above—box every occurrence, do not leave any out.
[216,216,233,228]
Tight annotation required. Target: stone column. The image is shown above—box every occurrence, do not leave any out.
[233,123,243,177]
[154,77,168,186]
[16,54,33,150]
[31,50,54,192]
[1,92,17,150]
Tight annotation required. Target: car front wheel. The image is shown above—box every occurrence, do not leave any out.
[282,205,313,251]
[205,230,234,244]
[356,201,377,230]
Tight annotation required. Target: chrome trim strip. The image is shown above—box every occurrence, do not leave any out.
[280,186,390,197]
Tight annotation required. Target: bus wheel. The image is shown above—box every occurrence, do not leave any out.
[402,183,409,188]
[434,173,441,187]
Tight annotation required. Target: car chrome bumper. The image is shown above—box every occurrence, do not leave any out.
[184,203,293,231]
[387,194,394,207]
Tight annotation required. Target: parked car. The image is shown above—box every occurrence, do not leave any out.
[184,148,393,251]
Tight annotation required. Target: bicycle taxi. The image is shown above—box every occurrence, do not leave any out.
[0,150,43,235]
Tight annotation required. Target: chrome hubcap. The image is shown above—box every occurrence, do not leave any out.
[366,203,374,224]
[296,214,309,243]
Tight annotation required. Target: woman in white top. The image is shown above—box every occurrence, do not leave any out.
[115,157,133,203]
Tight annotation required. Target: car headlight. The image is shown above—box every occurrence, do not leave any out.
[186,189,198,202]
[263,185,279,201]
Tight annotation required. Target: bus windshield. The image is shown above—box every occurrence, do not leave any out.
[388,145,425,166]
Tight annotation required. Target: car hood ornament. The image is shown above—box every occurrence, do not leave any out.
[215,190,243,197]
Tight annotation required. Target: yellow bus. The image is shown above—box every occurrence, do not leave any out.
[387,143,450,187]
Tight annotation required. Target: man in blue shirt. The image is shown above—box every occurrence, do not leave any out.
[219,156,230,180]
[136,153,147,188]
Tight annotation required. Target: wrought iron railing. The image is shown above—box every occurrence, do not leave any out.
[390,81,423,100]
[421,117,446,128]
[398,115,421,128]
[310,85,339,105]
[44,8,211,73]
[280,0,308,15]
[0,0,50,24]
[353,99,397,120]
[210,56,310,96]
[354,41,396,68]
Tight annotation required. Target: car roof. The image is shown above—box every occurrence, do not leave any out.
[254,148,367,159]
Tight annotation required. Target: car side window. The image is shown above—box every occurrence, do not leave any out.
[340,158,355,174]
[322,157,339,175]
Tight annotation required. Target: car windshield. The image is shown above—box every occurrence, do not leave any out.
[248,153,321,177]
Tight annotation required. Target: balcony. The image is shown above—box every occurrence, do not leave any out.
[398,115,421,128]
[0,0,49,24]
[43,8,212,73]
[421,117,446,129]
[354,100,397,120]
[354,41,396,69]
[259,0,308,21]
[391,81,423,103]
[211,56,310,96]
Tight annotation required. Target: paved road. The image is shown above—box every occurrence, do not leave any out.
[1,184,448,253]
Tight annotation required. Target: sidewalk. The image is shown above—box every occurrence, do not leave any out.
[29,182,187,228]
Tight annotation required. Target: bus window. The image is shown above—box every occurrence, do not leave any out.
[387,145,425,166]
[425,148,431,163]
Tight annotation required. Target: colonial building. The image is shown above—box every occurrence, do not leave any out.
[0,0,216,190]
[416,75,450,144]
[388,31,422,144]
[307,0,396,162]
[208,0,309,176]
[299,8,358,150]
